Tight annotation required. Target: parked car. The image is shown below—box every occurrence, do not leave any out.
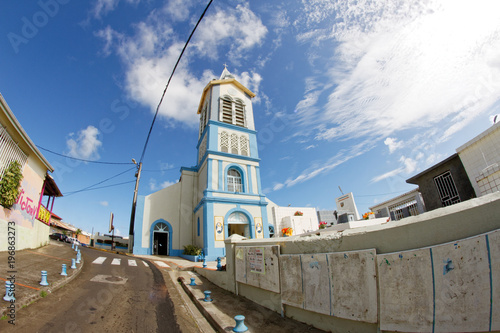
[67,237,81,246]
[49,233,67,242]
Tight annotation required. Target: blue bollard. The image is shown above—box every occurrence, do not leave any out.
[189,277,196,286]
[233,315,248,332]
[3,281,15,302]
[203,290,212,302]
[203,258,207,268]
[216,257,222,271]
[61,264,67,276]
[71,242,74,249]
[40,271,49,286]
[75,245,78,252]
[76,254,81,264]
[71,258,77,269]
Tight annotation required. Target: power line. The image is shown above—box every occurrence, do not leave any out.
[37,145,134,165]
[63,166,136,196]
[64,180,136,196]
[139,0,214,164]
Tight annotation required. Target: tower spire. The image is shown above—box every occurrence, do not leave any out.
[220,64,235,80]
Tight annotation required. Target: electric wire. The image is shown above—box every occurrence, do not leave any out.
[37,145,134,165]
[138,0,214,164]
[63,166,136,196]
[64,180,136,196]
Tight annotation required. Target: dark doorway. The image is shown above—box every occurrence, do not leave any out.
[153,232,169,255]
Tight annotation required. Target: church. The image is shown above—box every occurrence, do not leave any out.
[133,68,276,260]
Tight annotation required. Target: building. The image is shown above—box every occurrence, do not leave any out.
[49,213,90,245]
[0,93,62,251]
[406,153,476,211]
[369,188,425,221]
[317,210,338,225]
[456,121,500,197]
[272,206,318,237]
[133,68,275,260]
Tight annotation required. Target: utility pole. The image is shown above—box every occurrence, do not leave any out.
[128,160,142,253]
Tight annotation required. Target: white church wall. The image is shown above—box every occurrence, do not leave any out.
[250,166,258,193]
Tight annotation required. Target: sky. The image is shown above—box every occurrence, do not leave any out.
[1,0,500,236]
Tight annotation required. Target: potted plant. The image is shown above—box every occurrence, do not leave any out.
[294,211,303,216]
[319,221,327,229]
[282,227,293,237]
[181,245,202,262]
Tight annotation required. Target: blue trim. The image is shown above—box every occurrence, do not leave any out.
[207,150,260,162]
[133,195,148,254]
[197,217,200,237]
[247,165,253,194]
[430,248,436,333]
[196,127,209,149]
[218,160,223,191]
[486,234,493,331]
[207,158,213,190]
[193,195,268,213]
[224,163,247,193]
[255,166,263,194]
[260,204,270,238]
[224,207,254,239]
[208,120,257,135]
[248,132,259,158]
[150,219,174,256]
[181,166,198,173]
[208,126,218,152]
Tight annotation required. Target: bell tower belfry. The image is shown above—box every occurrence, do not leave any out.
[193,67,270,260]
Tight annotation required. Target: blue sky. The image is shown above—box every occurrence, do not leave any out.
[2,0,500,236]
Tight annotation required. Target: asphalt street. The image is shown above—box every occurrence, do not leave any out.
[0,246,181,333]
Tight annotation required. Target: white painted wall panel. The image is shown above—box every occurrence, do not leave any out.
[301,254,331,315]
[280,254,303,308]
[327,250,378,323]
[488,229,500,331]
[378,248,434,332]
[432,236,490,332]
[235,245,280,293]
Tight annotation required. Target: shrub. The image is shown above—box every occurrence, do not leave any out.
[183,245,201,256]
[0,161,23,209]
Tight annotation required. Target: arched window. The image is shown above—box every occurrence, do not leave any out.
[220,131,229,153]
[234,99,245,127]
[221,97,233,124]
[227,169,242,192]
[219,96,246,128]
[227,212,250,238]
[154,222,169,232]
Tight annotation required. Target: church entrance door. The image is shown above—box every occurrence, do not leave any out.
[152,222,169,255]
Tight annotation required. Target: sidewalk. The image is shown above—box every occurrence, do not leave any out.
[0,240,83,317]
[142,255,325,333]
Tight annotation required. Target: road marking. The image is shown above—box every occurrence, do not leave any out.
[154,261,170,268]
[111,258,121,265]
[128,260,137,266]
[143,261,149,267]
[92,257,107,264]
[90,275,128,285]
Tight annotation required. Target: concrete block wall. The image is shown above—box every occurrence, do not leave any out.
[196,191,500,333]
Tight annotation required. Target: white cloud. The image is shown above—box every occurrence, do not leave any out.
[384,137,404,154]
[305,145,315,150]
[95,3,267,127]
[66,125,102,160]
[92,0,140,19]
[272,140,374,191]
[149,178,177,191]
[296,0,500,147]
[100,201,109,207]
[371,155,417,183]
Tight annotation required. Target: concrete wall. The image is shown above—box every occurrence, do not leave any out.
[197,192,500,333]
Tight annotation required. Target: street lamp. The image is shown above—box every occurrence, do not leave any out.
[128,158,142,253]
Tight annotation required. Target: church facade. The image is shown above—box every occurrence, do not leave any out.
[133,68,276,260]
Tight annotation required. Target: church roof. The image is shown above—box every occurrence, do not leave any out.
[197,67,255,114]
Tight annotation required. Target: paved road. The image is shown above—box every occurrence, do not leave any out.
[0,247,181,333]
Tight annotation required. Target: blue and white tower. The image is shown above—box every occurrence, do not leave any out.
[193,67,270,260]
